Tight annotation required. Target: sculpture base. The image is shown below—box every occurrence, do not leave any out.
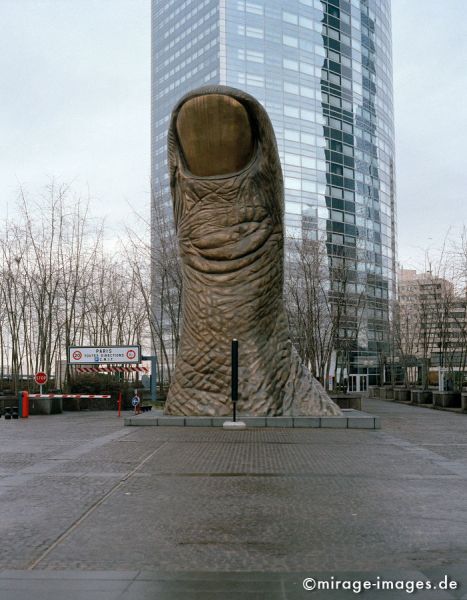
[124,409,380,429]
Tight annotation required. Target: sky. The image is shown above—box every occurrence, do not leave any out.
[392,0,467,269]
[0,0,466,266]
[0,0,151,239]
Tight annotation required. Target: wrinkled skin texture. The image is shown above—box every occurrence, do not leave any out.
[165,85,341,417]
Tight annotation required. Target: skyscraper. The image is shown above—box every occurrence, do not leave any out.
[151,0,396,390]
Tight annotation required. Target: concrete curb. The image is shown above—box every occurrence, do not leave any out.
[124,409,380,429]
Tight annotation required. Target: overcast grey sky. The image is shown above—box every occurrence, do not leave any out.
[0,1,466,266]
[0,0,151,238]
[392,0,467,269]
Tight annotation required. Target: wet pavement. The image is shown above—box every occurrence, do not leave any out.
[0,399,467,598]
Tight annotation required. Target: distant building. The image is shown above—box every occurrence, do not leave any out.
[151,0,397,390]
[397,268,467,388]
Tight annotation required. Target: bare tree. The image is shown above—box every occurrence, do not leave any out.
[0,181,154,391]
[123,187,182,395]
[393,293,419,387]
[0,221,28,391]
[285,234,334,385]
[284,233,367,391]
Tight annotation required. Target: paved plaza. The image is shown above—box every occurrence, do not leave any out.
[0,399,467,598]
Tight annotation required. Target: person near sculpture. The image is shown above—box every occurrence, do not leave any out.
[164,85,341,418]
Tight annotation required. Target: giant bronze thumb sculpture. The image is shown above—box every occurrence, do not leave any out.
[165,85,341,417]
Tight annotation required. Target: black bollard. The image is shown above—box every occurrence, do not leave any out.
[5,407,11,420]
[12,407,19,419]
[223,339,245,430]
[231,339,238,422]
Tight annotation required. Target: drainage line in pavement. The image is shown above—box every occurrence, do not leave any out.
[27,441,169,570]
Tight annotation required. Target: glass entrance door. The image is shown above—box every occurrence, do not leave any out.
[349,374,368,393]
[360,374,368,392]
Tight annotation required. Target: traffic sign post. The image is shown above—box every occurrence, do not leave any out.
[35,371,48,395]
[131,392,141,415]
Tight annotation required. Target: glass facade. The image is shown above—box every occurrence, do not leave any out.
[151,0,220,194]
[152,0,396,384]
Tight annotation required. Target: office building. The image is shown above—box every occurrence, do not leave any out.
[151,0,396,390]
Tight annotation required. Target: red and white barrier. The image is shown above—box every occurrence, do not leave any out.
[24,392,122,417]
[28,394,112,399]
[76,366,148,373]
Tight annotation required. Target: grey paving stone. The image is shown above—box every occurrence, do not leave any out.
[0,592,120,600]
[0,579,129,592]
[1,401,467,582]
[121,589,283,600]
[124,578,281,594]
[0,570,138,580]
[285,587,455,600]
[134,571,285,581]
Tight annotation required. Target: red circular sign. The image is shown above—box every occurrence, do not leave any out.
[35,372,48,385]
[72,350,82,361]
[126,349,136,360]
